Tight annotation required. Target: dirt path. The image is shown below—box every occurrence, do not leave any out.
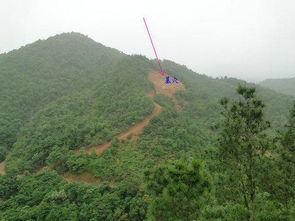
[0,161,5,175]
[80,99,162,155]
[65,72,185,182]
[0,72,185,181]
[78,72,185,155]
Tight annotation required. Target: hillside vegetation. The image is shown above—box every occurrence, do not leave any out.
[0,33,294,220]
[260,77,295,96]
[0,33,125,150]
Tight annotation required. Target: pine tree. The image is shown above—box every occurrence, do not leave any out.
[276,102,295,214]
[218,85,271,219]
[282,102,295,151]
[144,158,211,221]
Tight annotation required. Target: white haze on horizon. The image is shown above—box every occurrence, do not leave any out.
[1,0,295,82]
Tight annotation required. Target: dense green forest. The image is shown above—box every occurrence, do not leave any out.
[0,33,294,220]
[0,33,125,150]
[260,77,295,96]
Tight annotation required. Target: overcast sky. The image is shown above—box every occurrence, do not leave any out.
[1,0,295,82]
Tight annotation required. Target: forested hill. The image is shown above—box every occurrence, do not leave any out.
[0,32,126,149]
[260,77,295,96]
[162,60,294,127]
[1,32,293,172]
[0,33,294,220]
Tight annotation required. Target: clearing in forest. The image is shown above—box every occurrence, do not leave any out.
[148,72,185,110]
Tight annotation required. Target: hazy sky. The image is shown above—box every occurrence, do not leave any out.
[1,0,295,82]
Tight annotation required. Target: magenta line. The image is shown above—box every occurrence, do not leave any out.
[143,17,164,74]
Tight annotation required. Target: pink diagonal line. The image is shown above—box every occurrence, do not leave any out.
[143,17,164,75]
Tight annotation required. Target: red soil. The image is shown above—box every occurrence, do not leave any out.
[148,72,186,110]
[0,161,5,175]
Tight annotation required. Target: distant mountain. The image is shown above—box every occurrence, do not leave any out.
[260,77,295,96]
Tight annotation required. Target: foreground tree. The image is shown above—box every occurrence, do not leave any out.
[274,102,295,215]
[282,102,295,152]
[217,85,271,219]
[144,158,211,221]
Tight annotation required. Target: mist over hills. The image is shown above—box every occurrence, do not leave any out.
[260,77,295,96]
[0,32,294,220]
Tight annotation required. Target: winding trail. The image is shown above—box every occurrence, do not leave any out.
[0,72,185,181]
[75,72,185,156]
[64,72,185,183]
[77,90,162,155]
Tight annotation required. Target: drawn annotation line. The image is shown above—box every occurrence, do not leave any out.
[143,17,165,75]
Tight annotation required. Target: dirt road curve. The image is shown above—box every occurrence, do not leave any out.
[0,72,185,180]
[78,72,185,155]
[81,99,162,155]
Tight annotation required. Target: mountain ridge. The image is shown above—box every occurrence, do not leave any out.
[260,77,295,96]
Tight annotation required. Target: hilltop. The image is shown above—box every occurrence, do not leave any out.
[0,32,126,149]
